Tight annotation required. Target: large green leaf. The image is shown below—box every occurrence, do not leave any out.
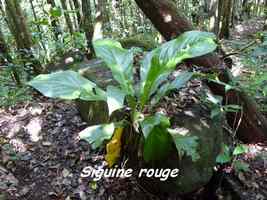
[143,126,173,162]
[50,7,62,18]
[151,72,193,105]
[28,70,106,101]
[168,128,200,162]
[140,31,217,108]
[140,113,170,138]
[233,144,248,156]
[140,113,172,162]
[216,144,231,164]
[93,39,135,96]
[107,86,126,115]
[79,123,115,149]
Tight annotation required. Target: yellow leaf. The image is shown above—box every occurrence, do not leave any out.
[105,127,123,167]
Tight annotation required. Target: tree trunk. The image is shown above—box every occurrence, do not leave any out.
[134,0,267,143]
[69,0,79,31]
[47,0,62,39]
[93,0,107,40]
[4,0,42,75]
[218,0,232,39]
[29,0,47,52]
[207,0,219,32]
[81,0,95,58]
[60,0,74,34]
[264,0,267,30]
[0,26,20,85]
[72,0,82,30]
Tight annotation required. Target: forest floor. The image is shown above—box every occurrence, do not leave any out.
[0,18,267,200]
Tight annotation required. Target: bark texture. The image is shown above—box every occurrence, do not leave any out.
[134,0,267,143]
[81,0,95,58]
[60,0,74,34]
[218,0,232,39]
[4,0,42,75]
[47,0,62,39]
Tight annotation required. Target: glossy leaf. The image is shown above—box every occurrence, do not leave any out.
[140,31,217,107]
[216,144,231,164]
[93,39,135,96]
[140,113,172,162]
[143,126,173,162]
[50,7,62,17]
[28,70,106,101]
[140,113,170,138]
[233,144,248,156]
[168,129,200,162]
[107,86,126,116]
[79,123,115,149]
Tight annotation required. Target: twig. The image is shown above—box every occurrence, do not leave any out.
[223,40,257,58]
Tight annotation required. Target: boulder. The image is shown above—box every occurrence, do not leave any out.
[133,104,223,196]
[75,60,225,195]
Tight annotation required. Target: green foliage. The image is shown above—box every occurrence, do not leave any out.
[119,34,158,50]
[106,86,126,116]
[93,39,135,96]
[233,160,250,172]
[0,86,31,107]
[28,70,106,101]
[29,31,217,164]
[49,7,62,18]
[233,144,248,155]
[168,128,200,162]
[0,68,31,108]
[216,144,232,164]
[216,143,250,172]
[238,31,267,112]
[141,113,172,162]
[79,123,115,149]
[140,31,217,108]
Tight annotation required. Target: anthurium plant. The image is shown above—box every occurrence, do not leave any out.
[28,31,217,167]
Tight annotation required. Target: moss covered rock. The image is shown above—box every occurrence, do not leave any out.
[76,59,113,125]
[132,104,223,196]
[119,34,158,51]
[74,48,224,196]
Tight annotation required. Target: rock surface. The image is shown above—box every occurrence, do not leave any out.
[75,58,225,195]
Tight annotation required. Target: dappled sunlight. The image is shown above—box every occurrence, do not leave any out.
[25,117,43,142]
[183,110,195,117]
[64,56,75,64]
[170,127,190,136]
[163,13,172,23]
[9,138,27,153]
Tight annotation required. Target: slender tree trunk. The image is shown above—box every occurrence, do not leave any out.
[264,0,267,30]
[218,0,232,39]
[81,0,95,58]
[29,0,47,52]
[4,0,32,49]
[134,0,267,143]
[4,0,42,75]
[60,0,74,34]
[208,0,219,32]
[72,0,82,30]
[47,0,62,39]
[93,0,106,40]
[69,0,79,31]
[0,27,20,85]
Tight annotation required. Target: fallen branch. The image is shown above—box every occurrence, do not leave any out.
[223,40,257,58]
